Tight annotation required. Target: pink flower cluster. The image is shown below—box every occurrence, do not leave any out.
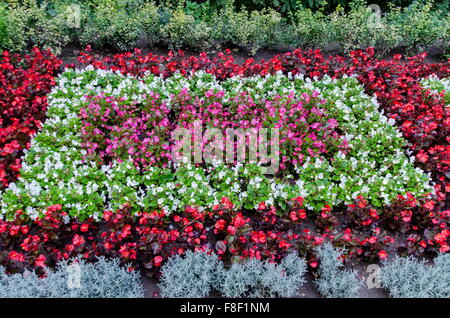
[80,93,172,169]
[80,88,343,171]
[175,89,344,169]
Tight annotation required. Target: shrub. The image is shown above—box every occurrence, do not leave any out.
[78,6,108,49]
[108,12,144,52]
[79,4,143,51]
[158,251,224,298]
[253,8,286,48]
[0,267,44,298]
[162,9,213,51]
[219,253,307,298]
[380,254,450,298]
[158,250,307,298]
[52,257,144,298]
[1,2,71,54]
[26,4,71,55]
[387,1,449,53]
[215,6,283,54]
[0,4,28,53]
[328,0,400,54]
[0,5,8,51]
[1,0,449,55]
[137,1,162,47]
[0,257,144,298]
[315,242,362,298]
[293,7,329,49]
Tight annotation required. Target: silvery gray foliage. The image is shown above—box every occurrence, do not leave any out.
[0,267,44,298]
[315,242,362,298]
[52,257,144,298]
[380,254,450,298]
[158,250,225,298]
[0,257,144,298]
[219,253,307,298]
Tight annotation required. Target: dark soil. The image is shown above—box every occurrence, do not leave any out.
[142,275,161,298]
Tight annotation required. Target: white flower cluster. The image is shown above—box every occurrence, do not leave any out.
[421,75,450,104]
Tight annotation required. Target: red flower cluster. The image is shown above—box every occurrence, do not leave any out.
[346,50,450,197]
[0,204,208,274]
[0,48,62,190]
[4,193,446,275]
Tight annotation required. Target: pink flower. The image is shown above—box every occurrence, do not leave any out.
[8,251,25,262]
[154,256,163,267]
[35,255,46,267]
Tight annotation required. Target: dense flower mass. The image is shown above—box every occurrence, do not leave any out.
[80,85,343,170]
[74,47,450,197]
[0,69,432,220]
[0,47,449,278]
[346,51,450,199]
[80,93,173,169]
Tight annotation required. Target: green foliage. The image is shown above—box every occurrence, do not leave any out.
[0,4,28,52]
[381,254,450,298]
[293,6,328,48]
[232,0,449,14]
[328,0,401,54]
[0,5,8,51]
[0,0,448,56]
[162,8,214,51]
[138,1,162,47]
[315,242,362,298]
[0,257,144,298]
[24,2,71,55]
[219,253,307,297]
[184,0,218,21]
[159,251,225,298]
[0,1,70,54]
[79,3,143,51]
[234,0,324,13]
[214,5,284,54]
[387,0,449,53]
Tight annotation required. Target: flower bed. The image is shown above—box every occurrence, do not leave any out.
[0,47,449,298]
[0,69,432,220]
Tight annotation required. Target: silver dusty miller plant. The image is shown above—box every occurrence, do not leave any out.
[0,257,144,298]
[158,250,225,298]
[219,252,307,298]
[315,242,362,298]
[159,251,307,298]
[380,253,450,298]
